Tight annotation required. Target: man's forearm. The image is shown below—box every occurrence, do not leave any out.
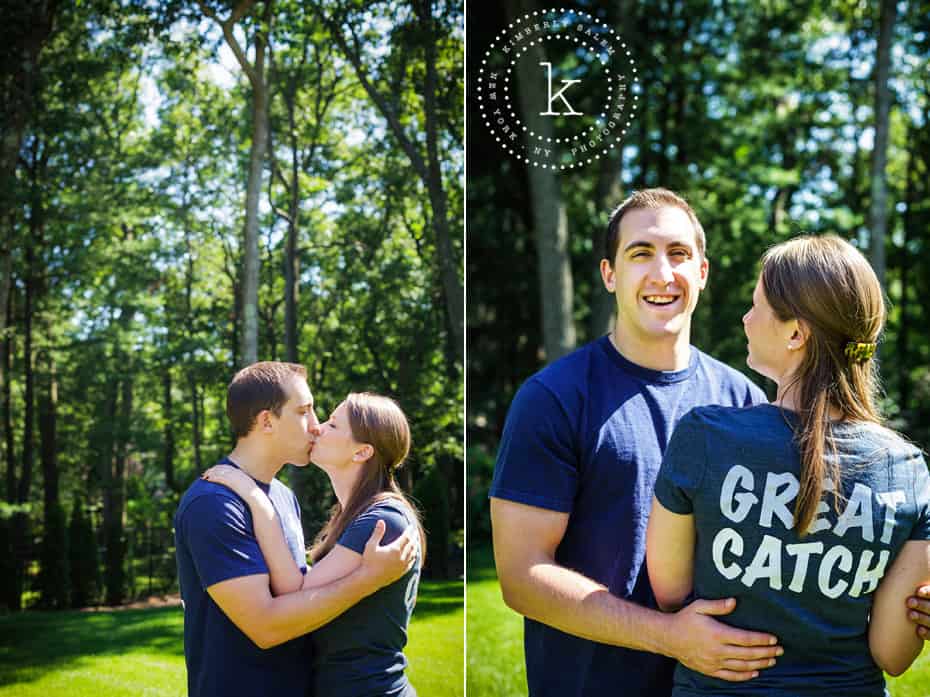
[252,567,376,648]
[501,559,672,656]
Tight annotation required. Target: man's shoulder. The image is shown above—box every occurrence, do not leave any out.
[177,478,247,522]
[526,337,609,393]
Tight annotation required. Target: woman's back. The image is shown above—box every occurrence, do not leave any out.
[654,403,930,696]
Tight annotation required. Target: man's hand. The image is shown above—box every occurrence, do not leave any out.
[359,521,417,593]
[907,585,930,639]
[666,598,783,682]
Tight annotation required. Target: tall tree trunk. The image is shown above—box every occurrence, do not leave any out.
[200,0,271,366]
[590,154,623,339]
[898,128,915,410]
[190,375,203,474]
[0,220,11,497]
[38,351,68,608]
[18,237,34,506]
[867,0,896,291]
[505,0,576,362]
[104,373,130,606]
[283,98,300,363]
[0,1,59,220]
[38,352,58,513]
[3,295,12,504]
[162,368,178,493]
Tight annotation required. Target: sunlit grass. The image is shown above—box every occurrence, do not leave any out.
[0,579,463,697]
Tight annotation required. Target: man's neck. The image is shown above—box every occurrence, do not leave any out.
[227,440,282,484]
[609,327,692,372]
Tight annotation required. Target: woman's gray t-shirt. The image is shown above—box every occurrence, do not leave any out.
[654,403,930,697]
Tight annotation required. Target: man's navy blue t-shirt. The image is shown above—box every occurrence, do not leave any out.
[174,458,309,697]
[308,499,420,697]
[490,336,766,697]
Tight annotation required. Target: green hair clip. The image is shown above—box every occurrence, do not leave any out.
[844,341,876,363]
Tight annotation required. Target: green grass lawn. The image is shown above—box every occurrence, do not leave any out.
[466,544,930,697]
[0,579,463,697]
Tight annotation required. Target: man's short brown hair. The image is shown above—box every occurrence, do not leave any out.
[604,188,706,266]
[226,361,308,439]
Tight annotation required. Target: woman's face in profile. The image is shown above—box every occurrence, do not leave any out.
[310,401,362,469]
[742,276,795,384]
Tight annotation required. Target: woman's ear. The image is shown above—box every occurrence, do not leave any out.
[353,443,375,463]
[787,319,810,351]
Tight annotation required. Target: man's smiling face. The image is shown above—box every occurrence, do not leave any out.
[603,206,709,346]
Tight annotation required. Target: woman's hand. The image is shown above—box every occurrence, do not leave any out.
[202,464,267,507]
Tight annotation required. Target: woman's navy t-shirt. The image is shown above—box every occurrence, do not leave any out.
[655,404,930,697]
[307,500,420,697]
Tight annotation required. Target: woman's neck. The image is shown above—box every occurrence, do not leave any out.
[327,464,362,508]
[775,379,843,421]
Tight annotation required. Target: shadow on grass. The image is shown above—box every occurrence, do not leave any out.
[412,579,464,620]
[0,578,461,688]
[0,606,184,687]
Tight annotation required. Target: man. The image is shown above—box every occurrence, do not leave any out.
[175,361,416,697]
[489,189,781,697]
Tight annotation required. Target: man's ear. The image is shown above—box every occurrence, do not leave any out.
[697,255,709,290]
[259,409,275,432]
[600,258,616,292]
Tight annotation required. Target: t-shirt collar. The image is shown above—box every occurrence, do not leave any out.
[218,456,272,494]
[598,334,698,384]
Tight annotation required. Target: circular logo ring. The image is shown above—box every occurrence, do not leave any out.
[476,8,639,171]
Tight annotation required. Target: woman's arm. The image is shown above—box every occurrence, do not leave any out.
[202,465,305,596]
[869,540,930,676]
[646,496,696,612]
[303,545,363,589]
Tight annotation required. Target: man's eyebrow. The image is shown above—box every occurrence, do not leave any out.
[623,240,655,252]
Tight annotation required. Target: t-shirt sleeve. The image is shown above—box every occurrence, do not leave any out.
[489,378,578,513]
[337,504,409,555]
[653,409,707,515]
[909,452,930,541]
[179,491,270,588]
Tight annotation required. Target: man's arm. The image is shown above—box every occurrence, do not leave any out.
[207,520,415,649]
[491,497,782,682]
[907,586,930,639]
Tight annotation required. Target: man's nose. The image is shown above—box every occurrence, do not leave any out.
[649,255,675,284]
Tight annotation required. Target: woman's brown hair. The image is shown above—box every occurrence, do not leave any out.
[309,392,427,564]
[760,235,885,535]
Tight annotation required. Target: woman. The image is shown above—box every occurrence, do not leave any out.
[647,235,930,696]
[203,391,425,697]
